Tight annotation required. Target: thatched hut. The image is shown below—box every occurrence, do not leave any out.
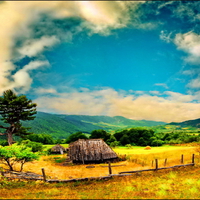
[68,139,118,163]
[51,144,66,154]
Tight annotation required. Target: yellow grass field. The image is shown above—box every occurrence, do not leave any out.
[0,145,200,199]
[5,145,195,180]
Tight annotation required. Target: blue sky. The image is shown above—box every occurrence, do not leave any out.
[1,1,200,122]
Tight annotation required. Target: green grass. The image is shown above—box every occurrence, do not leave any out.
[113,145,192,155]
[43,144,69,150]
[1,165,200,199]
[0,144,199,199]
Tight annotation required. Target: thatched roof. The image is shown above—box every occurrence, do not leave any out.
[68,139,118,163]
[51,144,66,154]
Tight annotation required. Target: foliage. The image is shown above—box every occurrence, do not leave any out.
[26,133,54,144]
[89,129,118,145]
[0,90,37,145]
[66,132,88,143]
[54,138,66,144]
[0,145,39,171]
[4,111,165,140]
[0,140,8,146]
[114,128,154,146]
[125,144,133,149]
[90,129,111,141]
[18,140,43,152]
[109,141,120,148]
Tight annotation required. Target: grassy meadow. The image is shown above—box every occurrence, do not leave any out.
[1,145,200,199]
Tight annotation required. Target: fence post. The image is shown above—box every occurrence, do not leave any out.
[164,158,167,167]
[108,162,112,175]
[155,159,158,170]
[152,160,154,167]
[181,154,184,164]
[192,154,195,165]
[41,168,47,182]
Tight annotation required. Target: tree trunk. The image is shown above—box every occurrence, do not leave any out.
[7,131,15,146]
[5,159,14,171]
[20,160,25,172]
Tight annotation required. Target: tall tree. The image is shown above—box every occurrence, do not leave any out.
[0,90,37,145]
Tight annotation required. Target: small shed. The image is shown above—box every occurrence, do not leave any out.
[68,139,118,163]
[51,144,66,154]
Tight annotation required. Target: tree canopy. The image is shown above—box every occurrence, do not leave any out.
[0,90,37,145]
[0,145,39,171]
[66,132,88,143]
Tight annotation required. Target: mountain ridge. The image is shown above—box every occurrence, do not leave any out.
[1,111,166,139]
[168,118,200,128]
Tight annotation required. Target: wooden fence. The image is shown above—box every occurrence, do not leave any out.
[0,154,196,183]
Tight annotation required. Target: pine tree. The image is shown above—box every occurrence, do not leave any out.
[0,90,37,145]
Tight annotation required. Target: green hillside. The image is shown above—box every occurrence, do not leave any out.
[0,111,166,139]
[169,118,200,128]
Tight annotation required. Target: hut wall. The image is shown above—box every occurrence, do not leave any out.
[69,139,117,162]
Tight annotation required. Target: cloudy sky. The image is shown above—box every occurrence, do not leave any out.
[1,1,200,123]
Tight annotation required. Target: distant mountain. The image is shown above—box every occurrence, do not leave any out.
[168,118,200,128]
[0,111,166,139]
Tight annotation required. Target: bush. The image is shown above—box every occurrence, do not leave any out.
[109,141,120,148]
[125,144,133,149]
[151,139,163,146]
[27,133,54,144]
[19,140,43,152]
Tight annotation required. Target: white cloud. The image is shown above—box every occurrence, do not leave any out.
[0,1,137,94]
[11,60,50,92]
[154,83,169,89]
[174,32,200,64]
[36,87,58,95]
[34,87,200,123]
[18,36,60,57]
[149,91,161,95]
[164,91,194,103]
[160,30,173,43]
[187,77,200,89]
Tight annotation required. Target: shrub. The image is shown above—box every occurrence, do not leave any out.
[125,144,133,149]
[19,140,43,152]
[109,141,120,148]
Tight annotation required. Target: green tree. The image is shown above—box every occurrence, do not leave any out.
[66,132,88,143]
[90,129,111,141]
[0,145,39,171]
[19,140,43,152]
[0,90,37,145]
[106,135,117,145]
[120,134,130,145]
[27,133,54,144]
[109,141,120,148]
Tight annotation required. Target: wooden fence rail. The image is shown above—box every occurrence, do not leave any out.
[119,163,194,174]
[0,154,196,183]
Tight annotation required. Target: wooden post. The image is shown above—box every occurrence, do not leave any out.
[181,154,184,164]
[108,162,112,175]
[192,154,195,164]
[41,168,47,182]
[81,153,85,165]
[152,160,154,167]
[155,159,158,170]
[164,158,167,167]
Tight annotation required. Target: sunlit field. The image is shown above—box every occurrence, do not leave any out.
[0,145,200,199]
